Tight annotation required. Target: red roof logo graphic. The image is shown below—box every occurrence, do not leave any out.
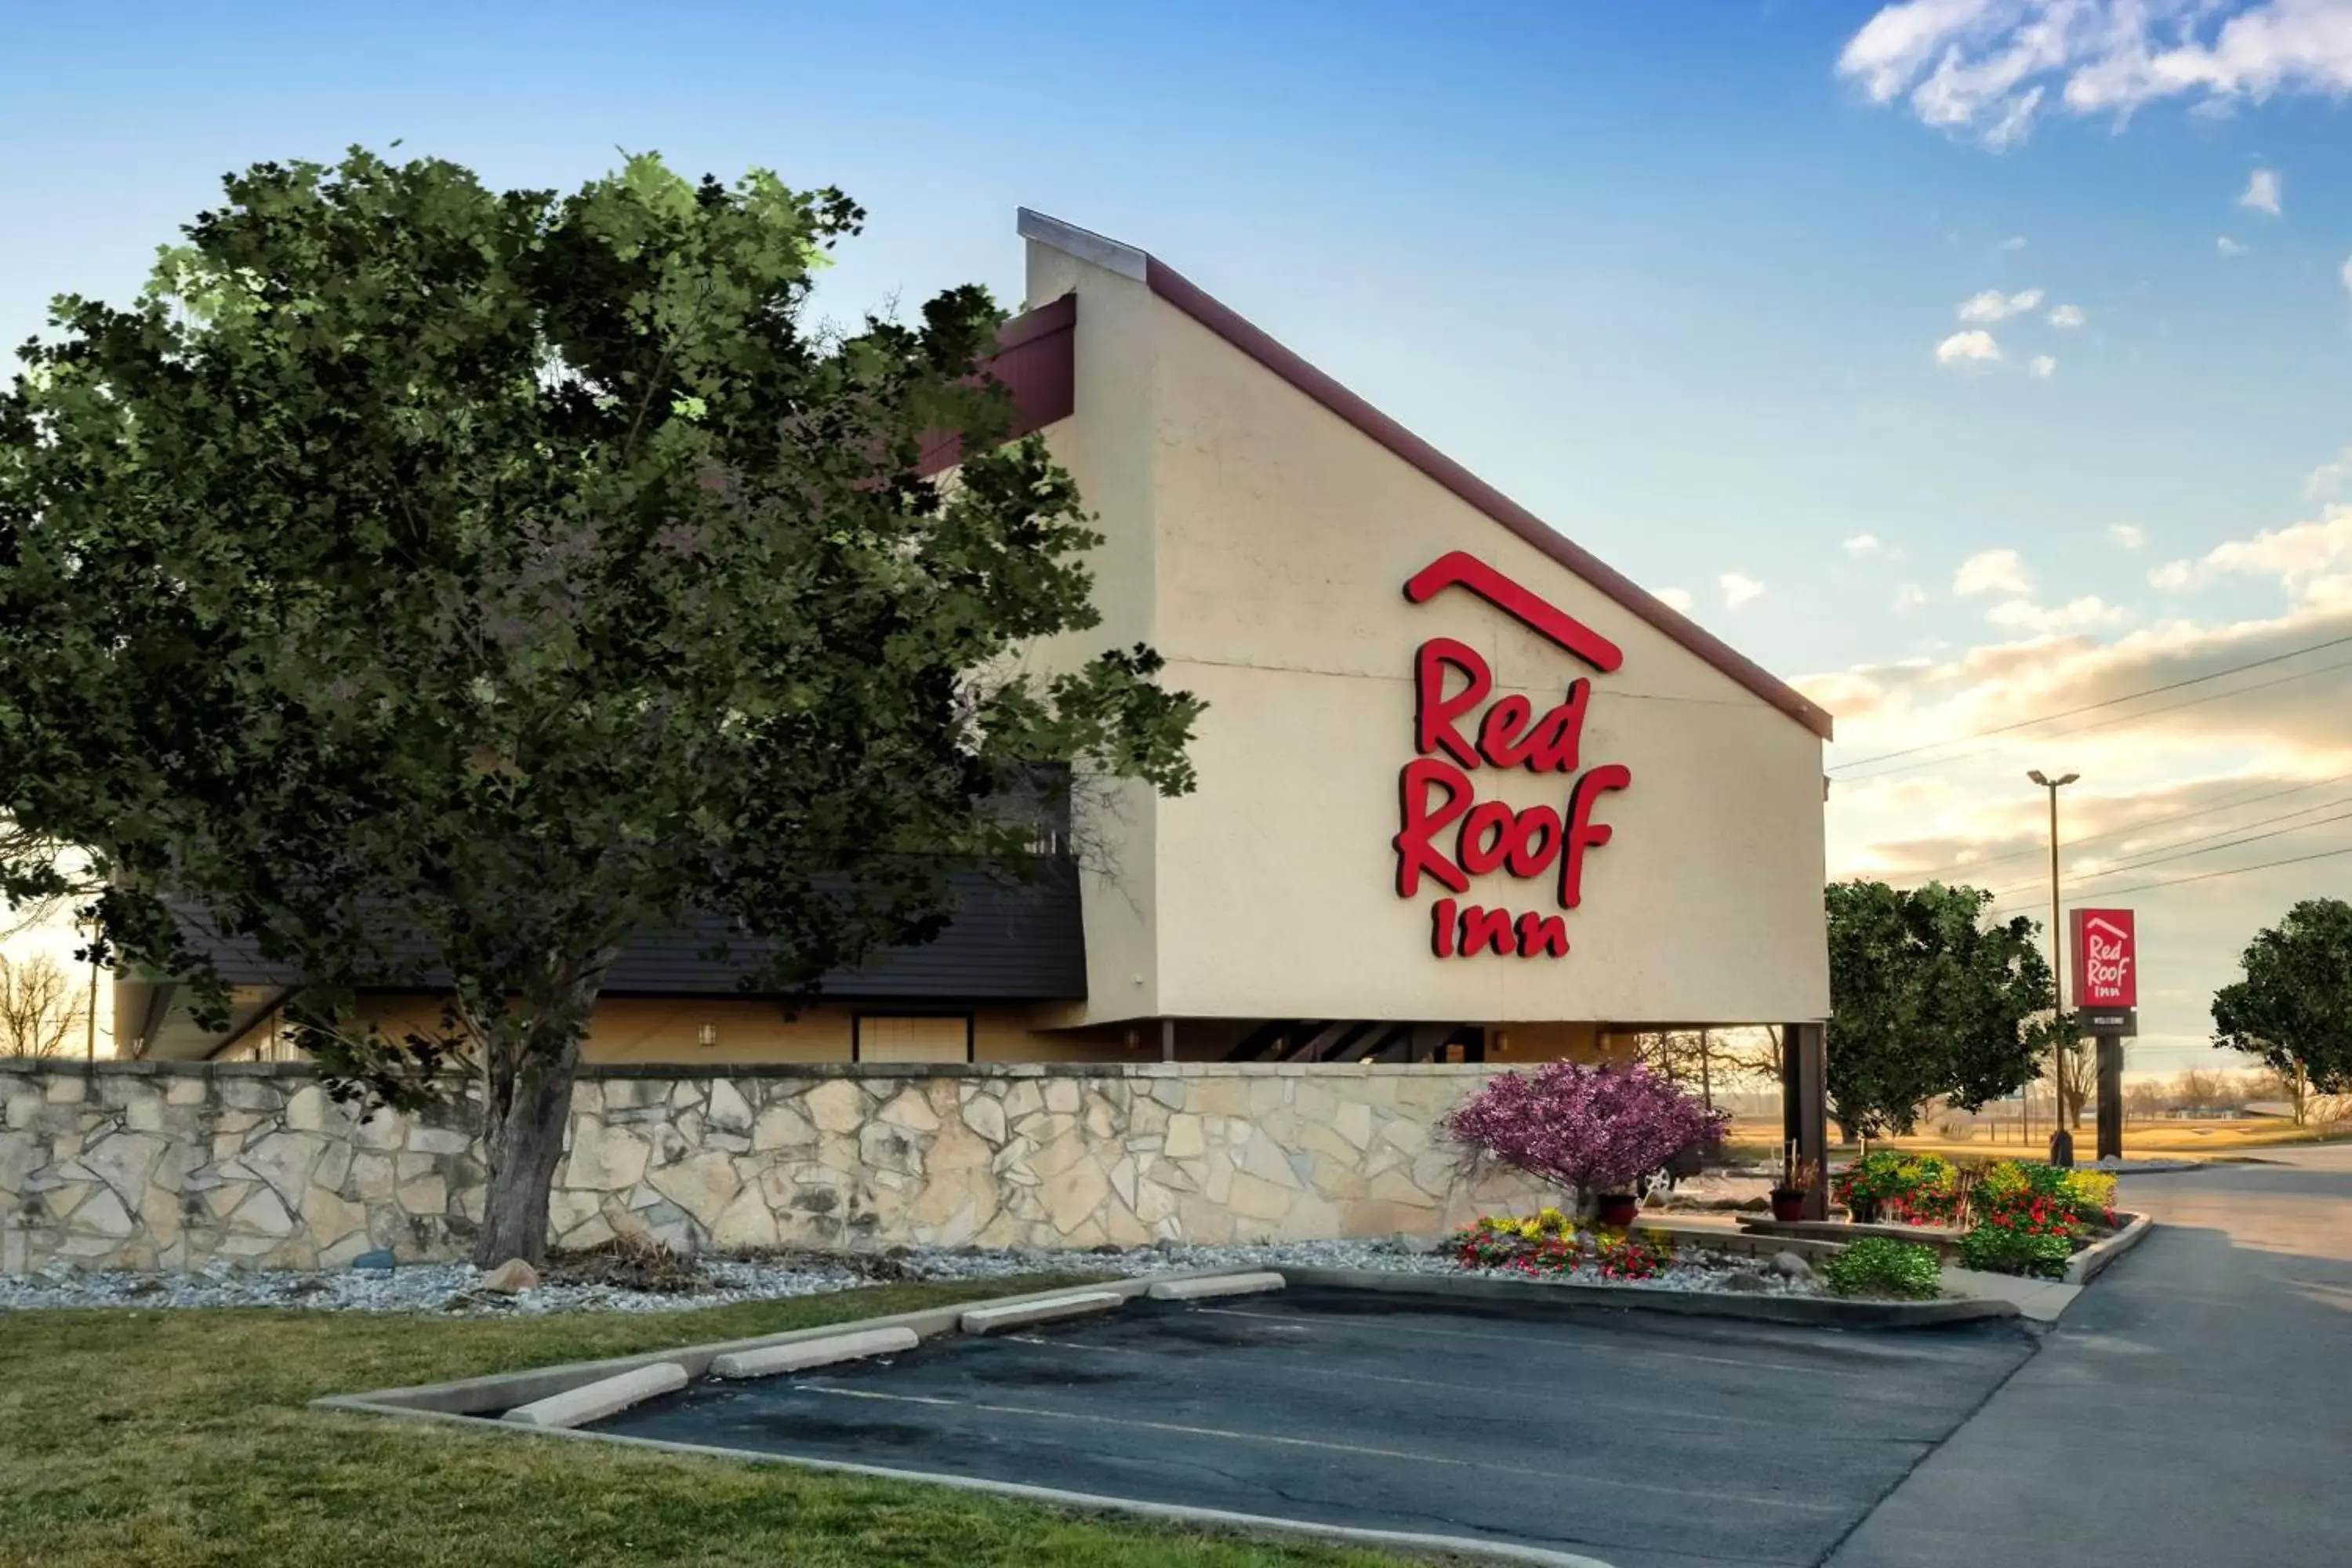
[1403,552,1624,673]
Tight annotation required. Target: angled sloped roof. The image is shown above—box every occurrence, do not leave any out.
[1017,209,1834,742]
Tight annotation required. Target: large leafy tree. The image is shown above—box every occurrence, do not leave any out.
[0,149,1200,1264]
[1824,880,2056,1138]
[2212,898,2352,1106]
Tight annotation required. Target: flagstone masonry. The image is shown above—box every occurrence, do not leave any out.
[0,1061,1551,1272]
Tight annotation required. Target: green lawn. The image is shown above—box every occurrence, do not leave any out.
[0,1278,1420,1568]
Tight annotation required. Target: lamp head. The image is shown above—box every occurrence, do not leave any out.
[2027,769,2049,786]
[2056,772,2078,786]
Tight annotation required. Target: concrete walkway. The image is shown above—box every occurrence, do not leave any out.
[1828,1144,2352,1568]
[1936,1265,2078,1323]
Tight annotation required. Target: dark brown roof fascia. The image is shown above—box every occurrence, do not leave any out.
[1140,256,1834,741]
[916,294,1077,477]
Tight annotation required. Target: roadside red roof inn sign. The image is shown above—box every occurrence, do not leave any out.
[2069,909,2140,1035]
[1393,552,1630,960]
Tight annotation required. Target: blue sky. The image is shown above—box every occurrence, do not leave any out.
[5,2,2346,672]
[6,1,2351,1073]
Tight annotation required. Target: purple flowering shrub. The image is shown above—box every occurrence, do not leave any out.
[1446,1062,1729,1210]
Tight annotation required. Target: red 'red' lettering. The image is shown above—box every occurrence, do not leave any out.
[1414,638,1490,768]
[1458,904,1517,956]
[1522,679,1591,773]
[1559,763,1632,909]
[1516,911,1570,957]
[1394,758,1472,897]
[1475,694,1534,768]
[1457,800,1517,877]
[1504,804,1563,879]
[1431,898,1457,957]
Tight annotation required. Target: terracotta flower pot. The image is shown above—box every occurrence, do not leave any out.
[1595,1193,1639,1228]
[1769,1190,1806,1223]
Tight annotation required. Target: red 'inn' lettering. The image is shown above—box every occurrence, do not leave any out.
[1397,623,1630,960]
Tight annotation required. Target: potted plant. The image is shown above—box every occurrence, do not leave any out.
[1770,1144,1817,1223]
[1444,1062,1729,1229]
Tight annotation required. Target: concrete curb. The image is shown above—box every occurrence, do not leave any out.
[317,1403,1620,1567]
[1276,1267,2023,1328]
[960,1290,1125,1334]
[2063,1212,2153,1287]
[1147,1271,1285,1301]
[710,1326,919,1381]
[314,1272,1229,1419]
[501,1361,687,1429]
[1735,1218,1968,1261]
[1632,1221,1846,1262]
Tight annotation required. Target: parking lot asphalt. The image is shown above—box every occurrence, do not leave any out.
[592,1286,2038,1568]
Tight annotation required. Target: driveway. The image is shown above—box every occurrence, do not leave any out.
[597,1285,2035,1568]
[1828,1143,2352,1567]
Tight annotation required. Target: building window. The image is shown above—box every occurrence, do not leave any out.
[854,1014,974,1064]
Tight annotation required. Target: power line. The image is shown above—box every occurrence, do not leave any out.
[2017,804,2352,897]
[1974,793,2352,900]
[1900,771,2352,884]
[1835,652,2352,784]
[1827,631,2352,776]
[1987,840,2352,917]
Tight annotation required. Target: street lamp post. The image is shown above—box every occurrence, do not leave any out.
[2027,769,2078,1161]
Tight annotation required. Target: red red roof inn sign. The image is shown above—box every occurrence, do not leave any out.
[2070,908,2139,1036]
[1393,552,1630,960]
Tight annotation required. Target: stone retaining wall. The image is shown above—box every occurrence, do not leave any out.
[0,1060,1551,1272]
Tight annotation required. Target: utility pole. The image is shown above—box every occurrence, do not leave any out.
[2027,770,2078,1158]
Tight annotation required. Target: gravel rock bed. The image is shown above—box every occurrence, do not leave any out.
[1,1235,1821,1314]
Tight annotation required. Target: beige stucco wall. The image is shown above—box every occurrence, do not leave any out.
[1021,232,1828,1029]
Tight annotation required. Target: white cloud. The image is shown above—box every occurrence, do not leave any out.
[1893,583,1929,612]
[2029,354,2058,379]
[2307,448,2352,499]
[2146,503,2352,607]
[2047,303,2085,327]
[2341,253,2352,298]
[1936,328,2002,366]
[2107,523,2147,550]
[1846,533,1886,559]
[1984,595,2129,634]
[2218,235,2249,256]
[1654,586,1696,614]
[1839,2,2352,148]
[2240,167,2282,214]
[1720,572,1766,611]
[1958,287,2045,322]
[1955,547,2032,597]
[1999,234,2030,251]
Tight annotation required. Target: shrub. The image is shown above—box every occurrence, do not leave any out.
[1823,1236,1944,1301]
[1835,1151,1963,1225]
[1977,1160,2116,1228]
[1446,1063,1730,1210]
[1958,1225,2074,1279]
[1959,1160,2109,1276]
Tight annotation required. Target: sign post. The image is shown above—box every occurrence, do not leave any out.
[2069,909,2139,1162]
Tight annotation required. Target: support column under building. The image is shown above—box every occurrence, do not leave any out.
[1781,1022,1829,1221]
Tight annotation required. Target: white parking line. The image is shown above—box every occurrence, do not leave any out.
[798,1384,1846,1513]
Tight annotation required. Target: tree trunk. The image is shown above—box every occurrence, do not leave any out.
[472,971,602,1267]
